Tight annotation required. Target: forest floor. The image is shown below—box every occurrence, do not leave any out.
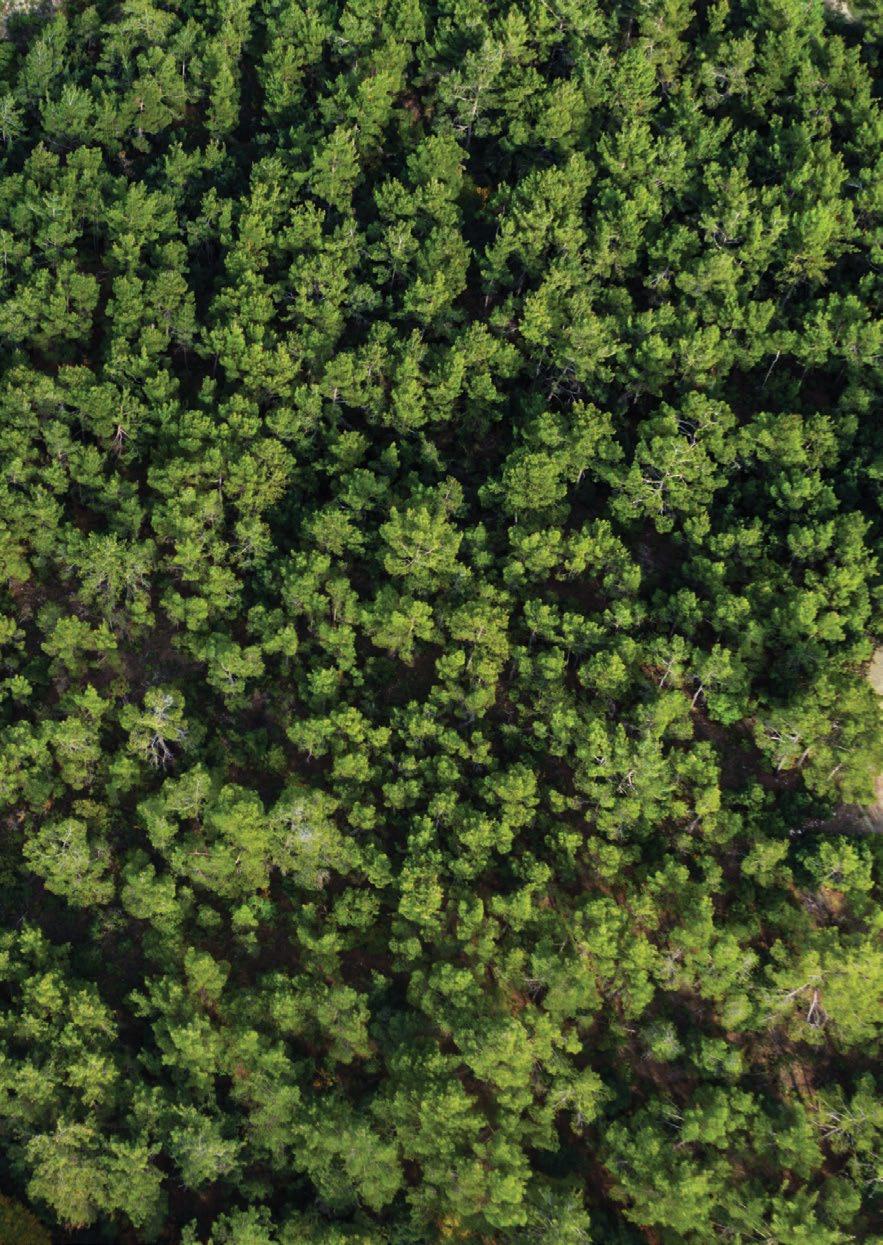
[823,0,857,22]
[0,0,59,36]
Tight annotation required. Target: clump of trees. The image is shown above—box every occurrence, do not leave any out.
[0,0,881,1241]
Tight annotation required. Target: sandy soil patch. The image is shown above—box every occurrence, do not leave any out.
[823,0,857,20]
[1,0,61,36]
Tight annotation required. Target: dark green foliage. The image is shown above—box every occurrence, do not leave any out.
[0,0,881,1241]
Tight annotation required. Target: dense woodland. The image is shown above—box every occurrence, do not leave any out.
[0,0,881,1240]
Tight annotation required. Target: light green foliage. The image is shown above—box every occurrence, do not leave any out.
[22,815,114,907]
[0,0,879,1241]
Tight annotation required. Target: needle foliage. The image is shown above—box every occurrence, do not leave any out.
[0,0,881,1241]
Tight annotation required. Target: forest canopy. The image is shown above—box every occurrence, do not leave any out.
[0,0,882,1241]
